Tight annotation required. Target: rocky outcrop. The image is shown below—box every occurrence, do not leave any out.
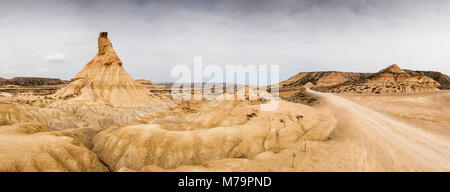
[135,79,154,86]
[281,88,320,106]
[0,78,6,86]
[404,70,450,89]
[55,32,160,108]
[330,64,440,93]
[280,71,370,91]
[279,64,444,94]
[0,77,65,86]
[0,123,109,172]
[92,100,337,171]
[135,79,169,89]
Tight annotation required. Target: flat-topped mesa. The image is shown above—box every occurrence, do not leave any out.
[54,32,158,108]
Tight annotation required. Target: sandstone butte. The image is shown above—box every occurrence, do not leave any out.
[55,32,158,108]
[279,64,442,93]
[331,64,440,93]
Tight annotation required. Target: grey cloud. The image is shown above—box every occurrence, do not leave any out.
[45,53,65,64]
[0,0,449,81]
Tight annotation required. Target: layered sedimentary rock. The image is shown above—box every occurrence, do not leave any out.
[0,123,108,172]
[1,77,65,86]
[135,79,154,86]
[55,32,158,108]
[330,64,440,93]
[281,88,320,106]
[280,71,370,91]
[0,77,6,84]
[135,79,170,90]
[92,99,337,171]
[279,64,442,94]
[404,70,450,89]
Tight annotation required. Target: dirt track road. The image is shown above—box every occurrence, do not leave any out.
[307,89,450,171]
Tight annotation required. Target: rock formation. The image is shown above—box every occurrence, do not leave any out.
[404,70,450,89]
[135,79,169,90]
[55,32,158,108]
[330,64,440,93]
[280,71,371,91]
[0,77,65,86]
[92,99,337,171]
[0,122,108,172]
[279,64,443,94]
[135,79,155,86]
[281,88,320,106]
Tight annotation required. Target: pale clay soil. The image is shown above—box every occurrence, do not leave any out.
[0,89,448,172]
[2,32,447,172]
[308,89,449,171]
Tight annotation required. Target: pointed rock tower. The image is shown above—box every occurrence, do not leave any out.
[56,32,156,108]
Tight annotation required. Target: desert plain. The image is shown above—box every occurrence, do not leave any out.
[0,32,449,172]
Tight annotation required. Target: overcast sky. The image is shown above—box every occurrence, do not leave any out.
[0,0,449,83]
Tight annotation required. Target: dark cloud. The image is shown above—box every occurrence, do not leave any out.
[0,0,449,81]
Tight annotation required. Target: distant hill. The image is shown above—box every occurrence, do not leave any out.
[280,71,371,91]
[0,77,66,86]
[279,64,446,93]
[135,79,170,90]
[330,64,440,93]
[404,70,450,89]
[135,79,155,86]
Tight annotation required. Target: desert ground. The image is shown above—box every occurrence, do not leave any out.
[0,32,448,172]
[1,86,448,172]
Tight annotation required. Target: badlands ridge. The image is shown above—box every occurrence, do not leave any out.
[0,32,448,172]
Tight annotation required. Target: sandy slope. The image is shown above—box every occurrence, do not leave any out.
[0,123,108,172]
[341,91,450,136]
[1,87,448,171]
[92,99,337,171]
[307,89,450,171]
